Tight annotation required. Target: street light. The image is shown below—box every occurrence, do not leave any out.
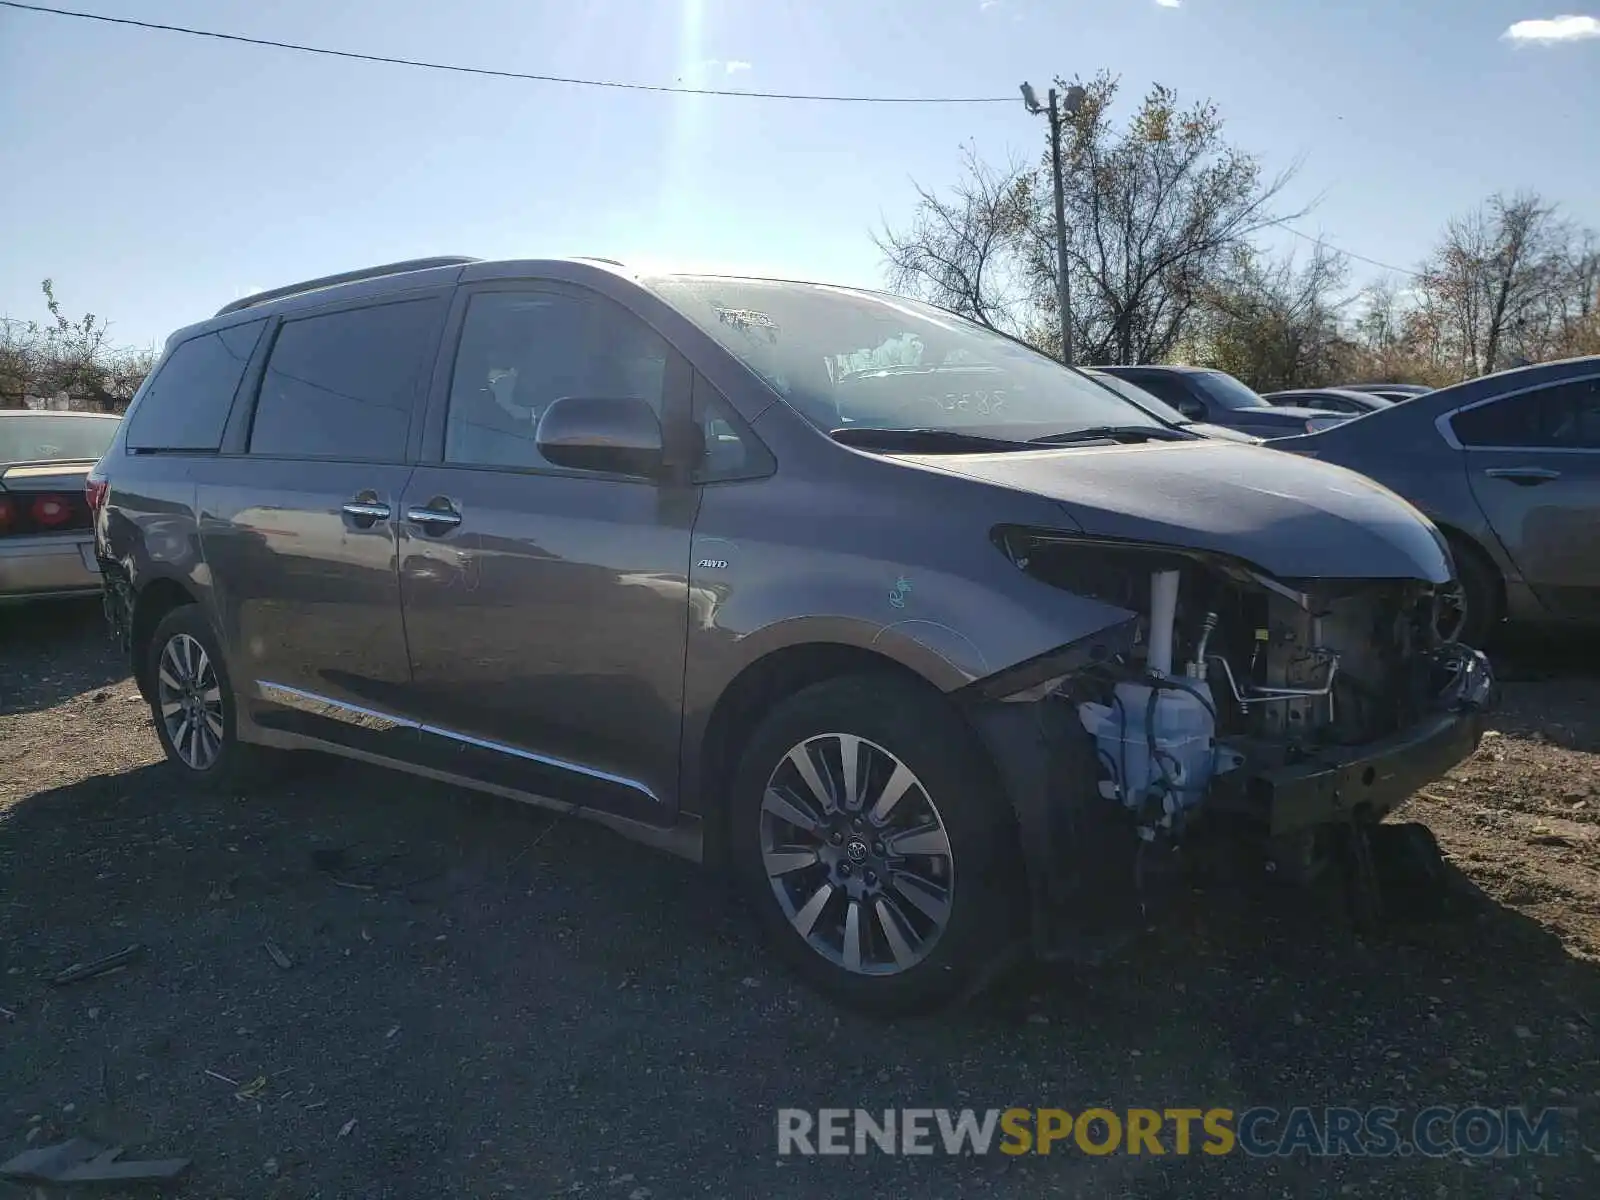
[1020,81,1086,366]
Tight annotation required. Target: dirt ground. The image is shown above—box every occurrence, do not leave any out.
[2,599,1597,1199]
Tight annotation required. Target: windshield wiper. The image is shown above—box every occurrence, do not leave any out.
[1027,425,1193,445]
[829,427,1036,452]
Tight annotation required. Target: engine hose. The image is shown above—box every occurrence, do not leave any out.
[1112,692,1131,807]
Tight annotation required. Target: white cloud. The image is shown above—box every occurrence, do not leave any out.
[979,0,1002,10]
[1502,14,1600,42]
[1156,0,1182,8]
[724,60,752,74]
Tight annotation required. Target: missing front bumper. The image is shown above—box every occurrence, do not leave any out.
[972,644,1495,963]
[1212,643,1495,836]
[1243,708,1484,836]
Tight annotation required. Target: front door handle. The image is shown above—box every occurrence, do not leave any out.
[405,498,463,533]
[1483,466,1561,485]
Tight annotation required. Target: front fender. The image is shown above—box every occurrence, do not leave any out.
[679,549,1140,814]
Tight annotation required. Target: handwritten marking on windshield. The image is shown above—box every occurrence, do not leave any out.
[921,389,1007,415]
[889,576,913,609]
[714,307,779,342]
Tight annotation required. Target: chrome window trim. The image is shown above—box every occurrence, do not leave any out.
[255,680,660,802]
[1434,371,1600,454]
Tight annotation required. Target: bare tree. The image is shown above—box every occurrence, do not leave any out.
[1339,279,1458,388]
[1186,241,1353,390]
[0,320,33,409]
[1351,278,1403,356]
[1547,231,1600,358]
[874,145,1033,333]
[1414,193,1571,375]
[0,280,154,411]
[1021,74,1302,364]
[876,74,1299,365]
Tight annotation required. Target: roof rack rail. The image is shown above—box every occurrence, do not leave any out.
[215,256,481,317]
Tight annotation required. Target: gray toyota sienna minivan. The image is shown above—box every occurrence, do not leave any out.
[92,256,1493,1013]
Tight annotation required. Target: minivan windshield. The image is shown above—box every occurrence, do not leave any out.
[0,413,120,464]
[647,277,1169,439]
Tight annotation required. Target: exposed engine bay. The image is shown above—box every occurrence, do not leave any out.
[995,530,1495,846]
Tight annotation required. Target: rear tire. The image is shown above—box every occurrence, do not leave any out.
[729,673,1022,1016]
[145,605,279,794]
[1446,535,1501,650]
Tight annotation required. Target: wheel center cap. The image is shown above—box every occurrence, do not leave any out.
[845,837,869,864]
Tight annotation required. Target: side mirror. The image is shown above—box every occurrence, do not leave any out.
[1177,398,1206,420]
[535,396,664,478]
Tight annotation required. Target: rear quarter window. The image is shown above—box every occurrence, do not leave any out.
[1451,378,1600,449]
[124,319,267,452]
[249,299,443,461]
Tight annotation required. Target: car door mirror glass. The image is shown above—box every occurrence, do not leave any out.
[535,396,664,478]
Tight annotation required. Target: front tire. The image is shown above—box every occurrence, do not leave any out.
[730,674,1021,1015]
[146,605,270,793]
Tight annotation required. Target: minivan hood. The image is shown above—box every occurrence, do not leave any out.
[897,440,1451,582]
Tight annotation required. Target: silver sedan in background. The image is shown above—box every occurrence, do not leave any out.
[0,410,121,603]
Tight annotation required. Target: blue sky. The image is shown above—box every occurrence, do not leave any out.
[2,0,1597,351]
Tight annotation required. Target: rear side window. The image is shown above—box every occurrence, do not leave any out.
[1451,378,1600,449]
[125,320,265,452]
[250,299,442,461]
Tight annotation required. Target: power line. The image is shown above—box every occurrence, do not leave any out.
[4,2,1431,277]
[1275,221,1423,279]
[0,1,1014,104]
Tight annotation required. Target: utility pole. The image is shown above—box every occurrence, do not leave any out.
[1021,82,1086,367]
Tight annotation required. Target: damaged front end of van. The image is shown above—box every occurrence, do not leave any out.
[936,444,1496,961]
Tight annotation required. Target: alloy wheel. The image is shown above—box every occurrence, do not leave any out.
[759,733,955,976]
[156,633,225,771]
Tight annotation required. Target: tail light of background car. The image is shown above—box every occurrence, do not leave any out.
[0,490,93,537]
[32,494,73,528]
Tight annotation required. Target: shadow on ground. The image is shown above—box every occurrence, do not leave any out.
[2,742,1595,1199]
[0,596,124,717]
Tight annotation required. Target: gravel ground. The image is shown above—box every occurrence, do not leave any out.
[1,599,1597,1199]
